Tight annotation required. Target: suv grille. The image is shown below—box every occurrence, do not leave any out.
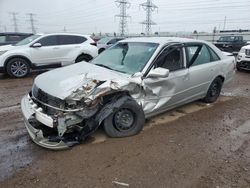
[32,85,65,115]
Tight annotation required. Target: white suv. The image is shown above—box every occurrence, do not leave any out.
[0,33,98,78]
[237,45,250,71]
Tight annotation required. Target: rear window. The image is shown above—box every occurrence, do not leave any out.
[6,35,22,42]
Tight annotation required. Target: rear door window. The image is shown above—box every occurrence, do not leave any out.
[186,45,211,67]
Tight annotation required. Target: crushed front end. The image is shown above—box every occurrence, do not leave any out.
[21,85,101,150]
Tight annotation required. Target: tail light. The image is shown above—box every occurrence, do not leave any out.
[90,42,97,46]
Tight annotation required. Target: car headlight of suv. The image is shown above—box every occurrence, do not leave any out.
[0,51,7,56]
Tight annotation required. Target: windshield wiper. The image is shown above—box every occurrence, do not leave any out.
[95,64,113,70]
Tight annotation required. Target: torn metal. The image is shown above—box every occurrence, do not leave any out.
[21,62,170,149]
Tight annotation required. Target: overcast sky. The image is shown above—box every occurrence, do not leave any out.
[0,0,250,34]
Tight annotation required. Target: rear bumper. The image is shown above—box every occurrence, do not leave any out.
[21,95,70,150]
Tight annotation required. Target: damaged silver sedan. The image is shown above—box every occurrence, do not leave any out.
[21,37,236,149]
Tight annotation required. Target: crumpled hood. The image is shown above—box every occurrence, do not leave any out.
[0,44,19,51]
[34,62,132,100]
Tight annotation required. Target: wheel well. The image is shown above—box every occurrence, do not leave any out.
[76,53,93,61]
[98,48,105,54]
[217,75,225,83]
[4,56,32,70]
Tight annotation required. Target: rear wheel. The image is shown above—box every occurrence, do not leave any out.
[75,54,92,63]
[103,99,145,138]
[6,58,30,78]
[98,48,105,54]
[203,77,223,103]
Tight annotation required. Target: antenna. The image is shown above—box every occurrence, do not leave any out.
[140,0,158,36]
[115,0,131,36]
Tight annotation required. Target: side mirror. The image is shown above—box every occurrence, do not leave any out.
[107,42,112,45]
[147,67,170,78]
[32,43,42,48]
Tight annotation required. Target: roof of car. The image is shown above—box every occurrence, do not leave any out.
[37,33,91,38]
[0,32,33,35]
[121,37,206,45]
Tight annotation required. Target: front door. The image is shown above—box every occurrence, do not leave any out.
[141,45,190,115]
[30,35,62,66]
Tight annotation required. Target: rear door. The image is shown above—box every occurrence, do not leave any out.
[56,35,87,65]
[185,43,221,98]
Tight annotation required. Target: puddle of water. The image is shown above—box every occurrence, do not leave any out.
[230,120,250,152]
[0,128,34,181]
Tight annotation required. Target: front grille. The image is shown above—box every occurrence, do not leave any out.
[32,84,65,115]
[246,49,250,56]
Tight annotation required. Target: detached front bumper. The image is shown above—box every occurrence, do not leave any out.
[21,94,70,150]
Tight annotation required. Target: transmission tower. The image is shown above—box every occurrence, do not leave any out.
[10,12,19,32]
[27,13,37,33]
[140,0,158,36]
[115,0,131,36]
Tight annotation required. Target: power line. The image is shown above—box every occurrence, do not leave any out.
[9,12,19,32]
[115,0,131,36]
[26,13,38,33]
[140,0,158,36]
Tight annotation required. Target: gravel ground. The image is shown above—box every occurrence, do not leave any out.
[0,71,250,188]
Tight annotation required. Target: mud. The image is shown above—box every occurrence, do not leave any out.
[0,71,250,188]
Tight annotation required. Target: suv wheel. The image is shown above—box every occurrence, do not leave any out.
[6,58,30,78]
[103,98,145,138]
[203,77,223,103]
[75,54,92,63]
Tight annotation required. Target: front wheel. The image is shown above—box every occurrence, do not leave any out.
[6,58,30,78]
[203,77,223,103]
[103,99,145,138]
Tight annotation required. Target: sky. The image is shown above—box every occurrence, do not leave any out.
[0,0,250,34]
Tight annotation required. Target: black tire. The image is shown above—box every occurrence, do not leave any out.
[103,99,145,138]
[203,77,223,103]
[98,48,105,54]
[6,58,30,78]
[236,62,242,71]
[75,54,92,63]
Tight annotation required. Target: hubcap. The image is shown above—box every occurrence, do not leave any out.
[113,109,135,132]
[10,61,28,77]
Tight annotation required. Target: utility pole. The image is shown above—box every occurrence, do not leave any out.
[223,16,227,31]
[10,12,19,32]
[27,13,37,33]
[140,0,158,36]
[63,26,67,32]
[115,0,131,36]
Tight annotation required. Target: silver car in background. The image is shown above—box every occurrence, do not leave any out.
[97,37,124,54]
[21,37,236,149]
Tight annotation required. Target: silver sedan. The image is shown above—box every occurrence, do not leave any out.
[21,37,236,149]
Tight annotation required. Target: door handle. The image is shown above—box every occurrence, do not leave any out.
[53,47,60,50]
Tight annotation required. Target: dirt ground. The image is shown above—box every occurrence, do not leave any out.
[0,71,250,188]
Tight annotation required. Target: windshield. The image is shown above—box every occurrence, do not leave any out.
[92,42,159,75]
[218,36,235,42]
[97,37,112,44]
[15,34,41,46]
